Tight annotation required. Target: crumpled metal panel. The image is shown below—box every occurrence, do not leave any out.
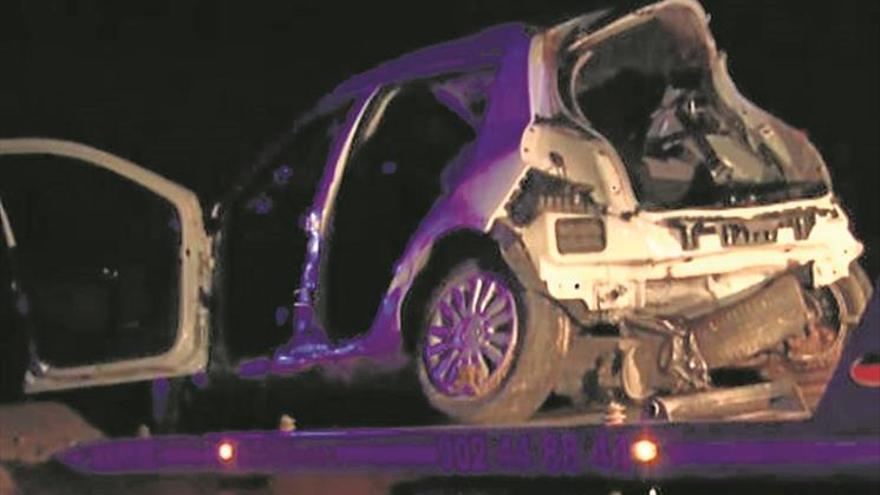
[692,274,807,368]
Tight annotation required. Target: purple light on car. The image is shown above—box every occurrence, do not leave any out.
[381,161,397,175]
[275,306,290,327]
[235,24,532,378]
[273,164,293,185]
[191,371,209,390]
[246,193,273,214]
[167,215,181,233]
[150,378,170,423]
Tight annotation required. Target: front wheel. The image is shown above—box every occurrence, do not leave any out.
[415,260,568,424]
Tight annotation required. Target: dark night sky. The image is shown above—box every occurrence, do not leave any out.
[0,0,877,277]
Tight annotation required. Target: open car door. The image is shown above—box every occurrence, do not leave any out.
[0,138,212,393]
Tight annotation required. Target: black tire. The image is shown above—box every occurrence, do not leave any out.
[414,259,568,424]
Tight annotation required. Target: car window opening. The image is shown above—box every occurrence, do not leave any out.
[223,104,352,361]
[0,156,181,367]
[319,78,483,340]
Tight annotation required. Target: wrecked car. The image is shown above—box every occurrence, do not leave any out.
[0,0,872,427]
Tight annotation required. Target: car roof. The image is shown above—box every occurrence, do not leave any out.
[316,23,531,108]
[310,0,707,113]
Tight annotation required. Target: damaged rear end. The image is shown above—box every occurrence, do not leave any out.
[495,0,871,423]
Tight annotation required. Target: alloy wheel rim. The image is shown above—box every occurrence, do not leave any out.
[422,271,519,398]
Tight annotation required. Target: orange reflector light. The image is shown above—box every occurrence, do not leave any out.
[217,441,236,463]
[631,438,659,464]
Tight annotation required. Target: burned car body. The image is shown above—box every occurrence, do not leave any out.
[0,0,871,426]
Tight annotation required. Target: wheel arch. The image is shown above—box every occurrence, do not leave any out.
[400,229,507,354]
[399,221,554,353]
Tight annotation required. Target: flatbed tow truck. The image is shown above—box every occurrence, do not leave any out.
[53,281,880,482]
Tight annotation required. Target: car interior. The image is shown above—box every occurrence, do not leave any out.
[566,15,794,210]
[0,155,180,367]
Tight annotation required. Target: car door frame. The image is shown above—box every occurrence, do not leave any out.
[283,88,380,339]
[0,138,213,393]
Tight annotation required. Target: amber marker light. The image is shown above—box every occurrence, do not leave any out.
[631,438,659,464]
[217,440,236,464]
